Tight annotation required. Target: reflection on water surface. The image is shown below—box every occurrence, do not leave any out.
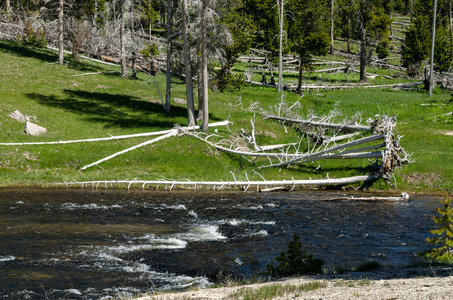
[0,188,437,299]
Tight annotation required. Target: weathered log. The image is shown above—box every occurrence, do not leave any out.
[80,131,177,170]
[59,173,382,191]
[188,131,383,161]
[323,192,409,201]
[264,115,372,131]
[79,121,232,170]
[258,134,384,169]
[0,121,232,146]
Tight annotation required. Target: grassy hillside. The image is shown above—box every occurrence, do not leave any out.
[0,40,451,193]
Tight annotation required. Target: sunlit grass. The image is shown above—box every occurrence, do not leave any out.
[0,39,451,191]
[229,281,327,300]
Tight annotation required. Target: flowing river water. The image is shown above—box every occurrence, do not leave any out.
[0,188,440,299]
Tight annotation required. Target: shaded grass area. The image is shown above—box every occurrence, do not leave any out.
[0,39,451,192]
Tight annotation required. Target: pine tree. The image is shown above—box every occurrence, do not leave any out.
[267,234,324,277]
[422,195,453,263]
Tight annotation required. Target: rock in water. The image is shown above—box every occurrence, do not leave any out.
[24,122,47,136]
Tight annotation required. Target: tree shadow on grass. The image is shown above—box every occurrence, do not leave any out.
[25,89,189,130]
[0,40,109,73]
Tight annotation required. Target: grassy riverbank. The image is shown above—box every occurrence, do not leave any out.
[0,40,452,193]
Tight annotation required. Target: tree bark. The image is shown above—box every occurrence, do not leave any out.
[201,0,209,132]
[182,0,196,126]
[58,0,64,65]
[120,0,127,77]
[197,38,204,121]
[71,16,78,61]
[278,0,284,92]
[330,0,335,55]
[6,0,10,13]
[359,0,367,83]
[347,17,351,53]
[165,0,172,113]
[63,174,382,191]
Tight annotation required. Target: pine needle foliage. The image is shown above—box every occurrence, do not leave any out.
[421,195,453,263]
[266,234,324,277]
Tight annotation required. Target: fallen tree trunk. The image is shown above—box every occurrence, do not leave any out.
[79,121,232,170]
[323,192,409,201]
[0,121,232,146]
[257,134,384,169]
[187,131,383,160]
[59,173,382,191]
[80,131,177,170]
[264,115,372,132]
[285,81,423,91]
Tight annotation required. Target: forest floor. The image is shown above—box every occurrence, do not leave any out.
[136,266,453,300]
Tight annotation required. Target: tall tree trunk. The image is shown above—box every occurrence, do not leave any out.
[164,0,172,113]
[130,0,134,29]
[359,0,367,83]
[58,0,64,65]
[297,57,303,93]
[6,0,10,13]
[347,17,351,53]
[71,16,78,61]
[197,38,203,121]
[330,0,334,55]
[182,0,196,126]
[131,0,137,78]
[277,0,283,92]
[120,0,127,77]
[389,9,393,40]
[149,0,152,42]
[201,0,209,132]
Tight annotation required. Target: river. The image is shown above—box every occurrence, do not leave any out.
[0,188,440,299]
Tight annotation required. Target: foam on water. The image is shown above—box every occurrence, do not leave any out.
[251,230,269,236]
[106,237,188,254]
[60,203,123,210]
[177,225,227,242]
[188,210,198,218]
[159,204,187,210]
[218,219,276,226]
[0,255,15,262]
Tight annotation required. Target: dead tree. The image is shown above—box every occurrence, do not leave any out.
[182,0,196,126]
[58,0,64,64]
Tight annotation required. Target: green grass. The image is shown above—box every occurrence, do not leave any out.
[230,281,327,300]
[0,39,452,192]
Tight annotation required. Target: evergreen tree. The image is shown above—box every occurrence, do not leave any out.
[402,0,453,75]
[267,234,324,277]
[287,0,330,91]
[421,195,453,263]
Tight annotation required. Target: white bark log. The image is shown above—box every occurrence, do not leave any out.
[264,115,372,131]
[258,134,384,169]
[79,121,232,170]
[187,131,383,160]
[0,121,232,146]
[80,131,177,170]
[60,173,382,190]
[323,192,409,201]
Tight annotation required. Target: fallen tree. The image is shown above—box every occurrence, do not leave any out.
[59,173,382,192]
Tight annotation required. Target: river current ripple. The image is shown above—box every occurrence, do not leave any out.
[0,188,439,299]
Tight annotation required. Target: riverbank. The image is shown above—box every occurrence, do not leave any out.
[136,266,453,300]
